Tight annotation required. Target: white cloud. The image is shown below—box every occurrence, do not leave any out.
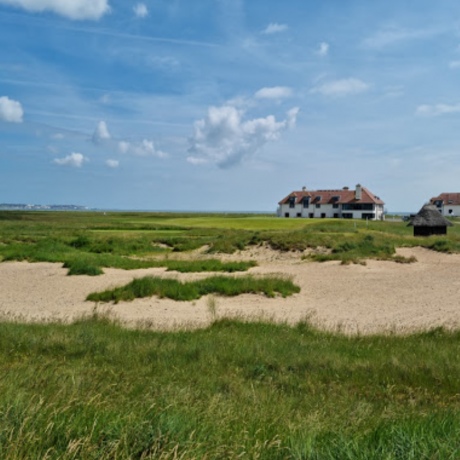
[316,42,329,57]
[118,139,168,158]
[0,0,110,20]
[310,78,369,97]
[53,152,87,167]
[0,96,23,123]
[133,3,148,18]
[187,105,299,168]
[106,159,119,168]
[362,26,434,49]
[92,120,111,144]
[415,103,460,117]
[118,141,130,154]
[262,23,288,34]
[255,86,293,100]
[449,61,460,69]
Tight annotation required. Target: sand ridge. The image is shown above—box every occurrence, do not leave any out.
[1,246,459,334]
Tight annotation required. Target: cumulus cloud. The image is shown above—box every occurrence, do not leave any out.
[0,0,110,20]
[415,103,460,117]
[255,86,293,100]
[53,152,87,167]
[92,120,111,144]
[316,42,329,57]
[118,139,168,158]
[133,2,148,18]
[262,23,288,34]
[187,105,299,168]
[310,78,369,97]
[106,159,119,168]
[0,96,23,123]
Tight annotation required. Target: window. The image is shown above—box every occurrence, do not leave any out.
[303,198,310,208]
[342,203,374,211]
[321,213,326,218]
[309,213,314,218]
[289,197,296,208]
[316,204,321,208]
[296,213,301,218]
[333,203,339,209]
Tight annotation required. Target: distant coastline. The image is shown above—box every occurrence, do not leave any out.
[0,204,414,215]
[0,203,89,211]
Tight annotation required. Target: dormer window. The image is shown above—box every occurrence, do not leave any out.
[303,197,310,208]
[289,196,296,208]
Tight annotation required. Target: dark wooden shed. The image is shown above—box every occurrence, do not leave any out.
[408,204,453,236]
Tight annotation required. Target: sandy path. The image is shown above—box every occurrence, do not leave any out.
[1,247,459,334]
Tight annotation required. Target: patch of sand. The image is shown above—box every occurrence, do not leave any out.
[1,247,459,334]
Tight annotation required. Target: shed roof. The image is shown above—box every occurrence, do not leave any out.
[408,204,453,227]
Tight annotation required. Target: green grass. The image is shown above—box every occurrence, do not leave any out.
[2,211,460,266]
[0,317,459,459]
[87,274,300,302]
[0,237,256,275]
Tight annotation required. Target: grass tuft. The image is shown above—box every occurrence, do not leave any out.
[87,275,300,303]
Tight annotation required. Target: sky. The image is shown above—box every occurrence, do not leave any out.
[1,0,460,212]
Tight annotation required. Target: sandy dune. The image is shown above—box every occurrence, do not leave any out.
[1,247,459,334]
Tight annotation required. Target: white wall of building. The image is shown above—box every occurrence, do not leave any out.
[439,204,460,217]
[277,203,384,220]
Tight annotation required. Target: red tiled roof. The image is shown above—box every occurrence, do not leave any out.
[278,186,384,205]
[430,193,460,206]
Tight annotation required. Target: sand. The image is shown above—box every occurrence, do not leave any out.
[1,246,459,334]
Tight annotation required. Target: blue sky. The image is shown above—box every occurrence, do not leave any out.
[1,0,460,212]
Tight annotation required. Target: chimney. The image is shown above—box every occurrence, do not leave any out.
[343,186,349,190]
[302,186,307,192]
[355,184,362,200]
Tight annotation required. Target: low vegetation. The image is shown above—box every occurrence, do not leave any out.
[87,274,300,303]
[0,316,459,459]
[1,212,460,457]
[1,211,460,269]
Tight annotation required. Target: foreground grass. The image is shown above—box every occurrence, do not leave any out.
[0,317,459,459]
[87,275,300,302]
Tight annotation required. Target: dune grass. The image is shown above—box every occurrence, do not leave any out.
[0,317,459,459]
[1,211,460,266]
[87,274,300,303]
[0,238,256,275]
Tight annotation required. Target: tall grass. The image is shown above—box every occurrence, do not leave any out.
[0,317,459,459]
